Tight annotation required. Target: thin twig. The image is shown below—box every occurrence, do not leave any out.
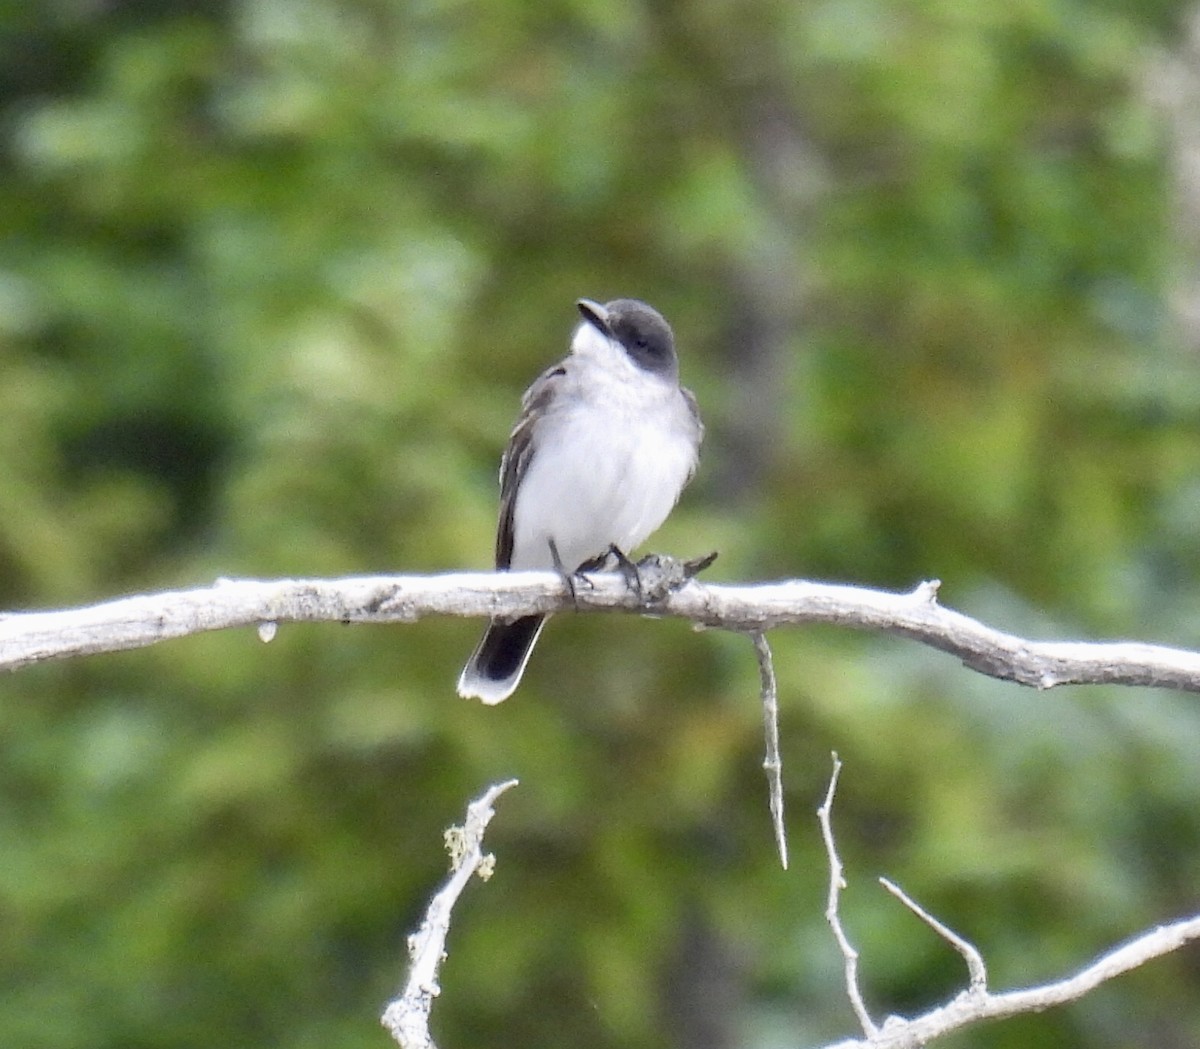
[380,779,519,1048]
[750,631,788,869]
[818,753,877,1038]
[880,877,988,993]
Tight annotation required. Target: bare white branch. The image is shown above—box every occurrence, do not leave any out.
[818,913,1200,1049]
[816,767,1200,1049]
[380,779,518,1049]
[4,571,1200,697]
[750,631,788,869]
[818,754,877,1038]
[12,563,1197,1045]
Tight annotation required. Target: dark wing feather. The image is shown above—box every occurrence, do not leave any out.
[494,363,567,568]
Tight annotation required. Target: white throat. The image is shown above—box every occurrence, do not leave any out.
[570,321,628,370]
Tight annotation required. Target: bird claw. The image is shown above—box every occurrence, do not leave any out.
[605,544,645,602]
[551,541,718,610]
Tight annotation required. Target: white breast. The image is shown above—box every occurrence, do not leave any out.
[508,326,699,571]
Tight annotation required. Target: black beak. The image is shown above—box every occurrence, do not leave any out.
[576,298,611,335]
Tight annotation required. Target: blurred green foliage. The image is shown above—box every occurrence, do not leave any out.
[2,1,1200,1047]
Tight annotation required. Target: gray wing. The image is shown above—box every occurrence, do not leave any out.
[680,384,704,486]
[494,361,568,568]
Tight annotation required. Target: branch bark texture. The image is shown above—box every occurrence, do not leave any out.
[4,571,1200,695]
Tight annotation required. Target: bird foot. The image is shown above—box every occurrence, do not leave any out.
[549,538,596,611]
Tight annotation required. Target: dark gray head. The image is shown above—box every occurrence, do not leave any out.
[577,297,678,377]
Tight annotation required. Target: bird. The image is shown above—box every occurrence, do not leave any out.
[456,297,703,704]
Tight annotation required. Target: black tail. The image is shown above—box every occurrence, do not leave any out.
[456,615,549,704]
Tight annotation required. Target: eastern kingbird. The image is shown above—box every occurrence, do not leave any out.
[457,297,703,704]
